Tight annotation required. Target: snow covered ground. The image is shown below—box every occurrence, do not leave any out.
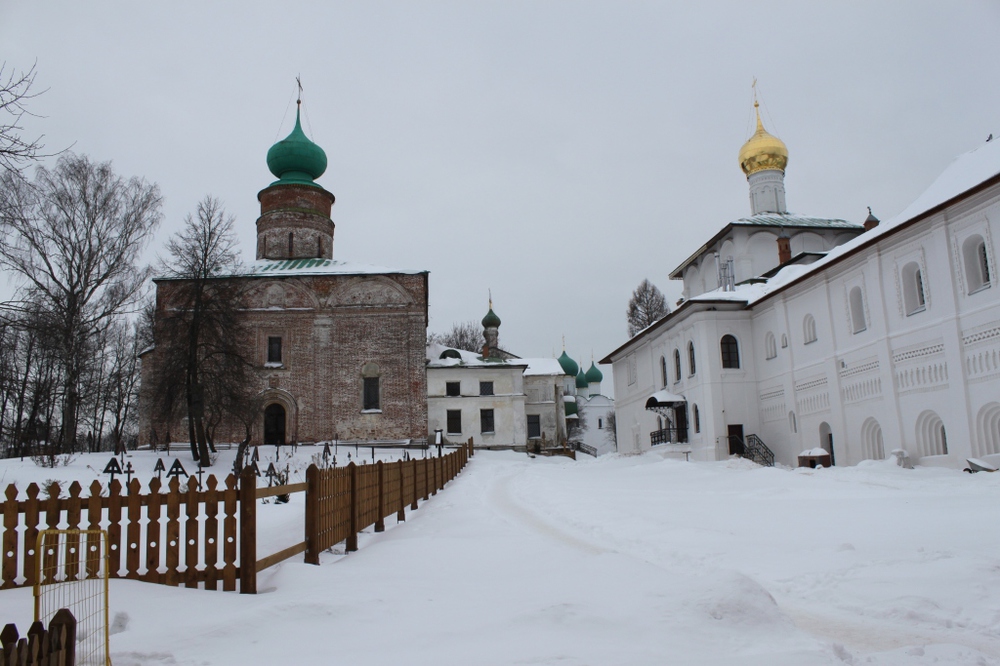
[1,449,998,665]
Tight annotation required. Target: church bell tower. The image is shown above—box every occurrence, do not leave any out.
[256,98,336,260]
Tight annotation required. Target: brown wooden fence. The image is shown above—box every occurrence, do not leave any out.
[0,443,473,595]
[1,608,76,666]
[243,443,472,592]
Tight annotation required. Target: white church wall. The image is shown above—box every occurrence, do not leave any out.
[747,230,779,278]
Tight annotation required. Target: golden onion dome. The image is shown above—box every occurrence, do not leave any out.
[739,102,788,177]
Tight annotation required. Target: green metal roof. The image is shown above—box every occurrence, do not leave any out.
[482,308,501,328]
[585,361,603,384]
[557,351,578,376]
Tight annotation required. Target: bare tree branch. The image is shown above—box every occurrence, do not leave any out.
[0,154,162,450]
[0,61,48,176]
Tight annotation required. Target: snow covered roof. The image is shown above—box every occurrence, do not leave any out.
[669,212,862,279]
[522,358,567,376]
[425,343,565,377]
[740,136,1000,307]
[602,137,1000,364]
[249,258,426,277]
[645,390,687,408]
[426,342,528,369]
[155,257,427,282]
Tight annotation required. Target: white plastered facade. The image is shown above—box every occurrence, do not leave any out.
[605,139,1000,469]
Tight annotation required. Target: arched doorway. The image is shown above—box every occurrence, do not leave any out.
[819,421,835,465]
[263,403,286,446]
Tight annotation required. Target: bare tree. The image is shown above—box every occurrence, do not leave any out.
[0,61,47,177]
[0,154,161,451]
[152,196,258,466]
[104,319,142,455]
[626,278,669,337]
[605,409,617,449]
[428,320,482,352]
[567,405,588,442]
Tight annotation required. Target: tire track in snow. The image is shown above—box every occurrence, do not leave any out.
[488,467,612,556]
[489,462,1000,660]
[783,603,1000,659]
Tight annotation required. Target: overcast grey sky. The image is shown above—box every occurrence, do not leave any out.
[4,1,999,389]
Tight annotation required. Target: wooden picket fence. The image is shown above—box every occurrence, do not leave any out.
[0,609,76,666]
[0,443,473,595]
[242,442,472,592]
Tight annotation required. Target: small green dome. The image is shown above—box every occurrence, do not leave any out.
[266,107,327,186]
[557,351,579,376]
[576,368,588,389]
[482,308,501,328]
[585,362,603,384]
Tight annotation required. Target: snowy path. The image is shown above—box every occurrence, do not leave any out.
[1,450,998,665]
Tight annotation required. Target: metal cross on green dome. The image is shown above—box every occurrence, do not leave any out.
[266,95,328,187]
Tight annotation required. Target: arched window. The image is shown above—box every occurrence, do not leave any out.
[720,335,740,369]
[849,286,867,334]
[288,232,294,257]
[963,235,991,293]
[660,356,667,388]
[693,404,700,433]
[803,314,817,344]
[915,410,946,457]
[861,417,885,460]
[788,411,797,433]
[975,402,1000,457]
[901,261,926,315]
[361,362,381,411]
[687,342,696,376]
[673,349,681,383]
[765,332,777,360]
[781,334,787,348]
[317,236,323,257]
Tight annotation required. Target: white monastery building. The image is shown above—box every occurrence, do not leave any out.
[557,352,615,455]
[602,101,1000,469]
[427,307,568,447]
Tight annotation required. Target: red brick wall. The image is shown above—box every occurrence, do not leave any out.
[138,271,429,447]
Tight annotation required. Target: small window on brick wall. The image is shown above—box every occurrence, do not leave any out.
[362,362,381,411]
[267,336,282,364]
[446,381,460,397]
[447,410,462,434]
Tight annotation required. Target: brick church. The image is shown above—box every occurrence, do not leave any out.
[138,104,429,446]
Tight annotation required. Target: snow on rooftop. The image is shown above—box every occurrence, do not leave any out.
[425,343,564,376]
[689,137,1000,308]
[249,258,425,277]
[426,342,527,368]
[522,358,566,376]
[155,257,426,281]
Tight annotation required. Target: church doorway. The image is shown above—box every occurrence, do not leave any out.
[819,421,835,465]
[264,403,286,446]
[727,424,744,456]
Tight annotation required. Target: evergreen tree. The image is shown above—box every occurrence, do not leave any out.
[626,279,669,337]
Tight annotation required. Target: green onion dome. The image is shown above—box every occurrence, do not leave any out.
[557,351,579,376]
[266,106,327,186]
[576,368,588,389]
[585,362,603,384]
[482,308,501,328]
